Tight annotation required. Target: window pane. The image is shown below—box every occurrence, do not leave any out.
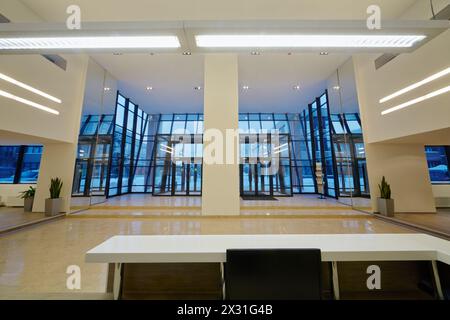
[116,105,125,126]
[0,146,20,183]
[83,115,99,135]
[20,146,42,183]
[425,146,449,183]
[158,121,172,134]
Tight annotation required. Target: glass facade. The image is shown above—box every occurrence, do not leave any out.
[73,114,114,196]
[303,92,338,197]
[425,146,450,183]
[330,113,369,197]
[2,91,442,199]
[0,145,42,184]
[69,90,373,198]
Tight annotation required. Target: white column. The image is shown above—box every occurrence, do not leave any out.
[33,142,78,213]
[202,54,240,216]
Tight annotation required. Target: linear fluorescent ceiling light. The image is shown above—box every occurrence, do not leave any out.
[0,36,181,50]
[0,89,59,115]
[379,66,450,103]
[0,72,61,103]
[381,85,450,115]
[195,35,426,48]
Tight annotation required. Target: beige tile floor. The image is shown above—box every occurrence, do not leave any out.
[0,213,413,298]
[0,207,48,232]
[392,209,450,236]
[71,208,369,218]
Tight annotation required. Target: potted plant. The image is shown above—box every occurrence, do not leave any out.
[18,186,36,212]
[45,177,63,216]
[377,176,394,217]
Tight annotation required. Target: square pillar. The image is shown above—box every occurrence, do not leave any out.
[202,54,240,216]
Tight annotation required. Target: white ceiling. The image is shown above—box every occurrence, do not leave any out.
[91,52,350,114]
[18,0,418,22]
[15,0,420,114]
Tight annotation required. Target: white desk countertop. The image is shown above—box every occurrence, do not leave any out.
[86,233,450,264]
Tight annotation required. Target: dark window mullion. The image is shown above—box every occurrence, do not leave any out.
[14,146,26,184]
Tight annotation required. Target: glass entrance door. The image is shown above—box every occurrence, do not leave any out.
[240,161,291,196]
[241,162,258,196]
[171,161,202,196]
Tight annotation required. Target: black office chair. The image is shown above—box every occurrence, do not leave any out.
[224,249,322,300]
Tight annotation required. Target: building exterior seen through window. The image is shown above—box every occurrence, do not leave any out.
[425,146,450,183]
[1,92,448,196]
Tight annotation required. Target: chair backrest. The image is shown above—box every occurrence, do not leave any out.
[225,249,322,300]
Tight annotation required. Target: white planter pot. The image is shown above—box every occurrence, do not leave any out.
[24,197,34,212]
[45,198,62,216]
[377,198,395,217]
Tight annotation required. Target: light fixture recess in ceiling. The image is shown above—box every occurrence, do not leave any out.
[194,86,202,90]
[293,85,301,90]
[0,36,181,50]
[379,66,450,103]
[195,35,426,48]
[0,89,59,115]
[0,72,61,103]
[242,85,249,90]
[146,86,153,91]
[381,85,450,115]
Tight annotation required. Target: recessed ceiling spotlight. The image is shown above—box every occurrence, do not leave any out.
[320,51,329,55]
[251,51,261,55]
[146,86,153,91]
[287,52,292,55]
[242,85,249,90]
[113,52,122,56]
[293,85,301,90]
[194,86,202,90]
[333,86,340,90]
[183,51,192,55]
[104,87,111,91]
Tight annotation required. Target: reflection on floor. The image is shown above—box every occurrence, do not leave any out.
[0,213,413,298]
[69,194,373,218]
[391,208,450,236]
[0,207,49,233]
[73,194,372,210]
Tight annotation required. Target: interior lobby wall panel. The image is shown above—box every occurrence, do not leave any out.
[327,58,360,114]
[352,29,450,144]
[0,54,90,144]
[365,142,436,213]
[83,58,118,116]
[432,185,450,208]
[202,54,240,215]
[33,142,78,213]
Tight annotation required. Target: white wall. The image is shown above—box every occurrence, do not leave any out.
[352,29,450,144]
[0,184,35,206]
[327,58,360,114]
[83,58,118,116]
[432,185,450,208]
